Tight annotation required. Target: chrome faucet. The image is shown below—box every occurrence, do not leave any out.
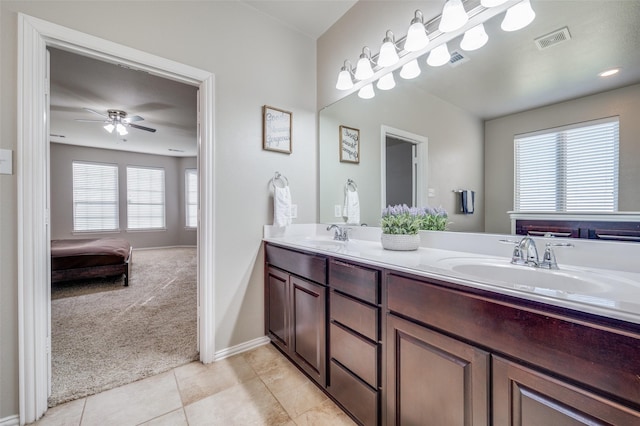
[511,236,540,267]
[327,224,350,241]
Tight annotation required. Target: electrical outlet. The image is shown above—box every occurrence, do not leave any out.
[428,188,436,197]
[290,204,298,219]
[334,205,342,217]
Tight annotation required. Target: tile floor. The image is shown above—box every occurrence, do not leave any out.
[31,343,356,426]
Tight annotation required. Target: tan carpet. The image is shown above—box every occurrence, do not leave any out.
[49,247,198,407]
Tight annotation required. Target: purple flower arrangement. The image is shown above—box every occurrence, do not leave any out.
[381,204,448,234]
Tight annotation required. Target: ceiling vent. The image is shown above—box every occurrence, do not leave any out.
[449,50,469,68]
[535,27,571,50]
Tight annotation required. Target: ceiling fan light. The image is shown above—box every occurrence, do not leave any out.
[427,43,451,67]
[400,59,421,80]
[481,0,508,7]
[358,83,375,99]
[354,49,374,81]
[439,0,468,33]
[501,0,536,32]
[103,123,115,133]
[460,24,489,51]
[378,31,399,68]
[376,73,396,90]
[116,123,128,136]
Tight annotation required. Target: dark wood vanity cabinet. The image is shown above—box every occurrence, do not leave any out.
[327,259,382,426]
[386,272,640,426]
[265,244,327,386]
[516,219,640,242]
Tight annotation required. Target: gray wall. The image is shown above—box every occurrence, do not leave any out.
[485,83,640,234]
[50,143,196,248]
[0,1,317,419]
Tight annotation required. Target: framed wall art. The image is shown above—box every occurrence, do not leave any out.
[263,105,292,154]
[339,125,360,163]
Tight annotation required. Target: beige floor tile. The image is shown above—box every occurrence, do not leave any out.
[243,343,287,375]
[32,398,85,426]
[293,399,357,426]
[259,357,309,396]
[174,355,256,406]
[184,377,291,426]
[81,371,181,426]
[137,408,188,426]
[271,380,328,419]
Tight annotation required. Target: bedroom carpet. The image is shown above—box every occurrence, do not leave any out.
[49,247,198,407]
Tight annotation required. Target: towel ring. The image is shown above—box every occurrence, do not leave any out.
[345,179,357,192]
[270,172,289,189]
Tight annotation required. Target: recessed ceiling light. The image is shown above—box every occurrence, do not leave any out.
[599,68,620,78]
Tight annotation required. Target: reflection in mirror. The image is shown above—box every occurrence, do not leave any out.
[319,1,640,235]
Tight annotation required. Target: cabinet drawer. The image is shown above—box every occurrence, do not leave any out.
[329,259,379,304]
[266,244,327,284]
[330,322,378,388]
[330,291,378,342]
[329,359,378,426]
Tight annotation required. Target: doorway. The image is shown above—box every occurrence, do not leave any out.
[380,125,428,210]
[18,13,215,423]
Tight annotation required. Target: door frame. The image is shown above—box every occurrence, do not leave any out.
[380,125,428,210]
[17,13,216,424]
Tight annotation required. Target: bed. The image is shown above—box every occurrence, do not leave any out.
[51,238,133,286]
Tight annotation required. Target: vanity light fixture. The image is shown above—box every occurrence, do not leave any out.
[427,43,451,67]
[376,72,396,90]
[481,0,509,7]
[404,10,429,52]
[460,23,489,51]
[354,47,374,80]
[439,0,468,33]
[335,60,354,90]
[378,30,400,67]
[599,68,620,77]
[400,59,421,80]
[501,0,536,32]
[358,83,375,99]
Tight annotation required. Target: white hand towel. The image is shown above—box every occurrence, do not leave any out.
[342,190,360,224]
[274,186,292,227]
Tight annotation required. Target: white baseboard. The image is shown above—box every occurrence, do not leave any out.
[213,336,270,361]
[0,415,19,426]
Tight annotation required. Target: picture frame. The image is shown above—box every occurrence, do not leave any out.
[263,105,292,154]
[339,125,360,163]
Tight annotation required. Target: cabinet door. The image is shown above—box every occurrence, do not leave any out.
[291,276,326,387]
[266,267,290,353]
[493,356,640,426]
[387,314,490,426]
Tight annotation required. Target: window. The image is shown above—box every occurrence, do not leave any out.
[72,161,119,232]
[127,166,166,229]
[185,169,198,228]
[514,117,619,212]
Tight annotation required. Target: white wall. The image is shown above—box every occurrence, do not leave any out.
[0,1,317,419]
[485,83,640,234]
[50,143,197,248]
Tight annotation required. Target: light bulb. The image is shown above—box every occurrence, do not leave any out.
[103,123,115,133]
[378,31,399,67]
[400,59,421,80]
[501,0,536,32]
[481,0,508,7]
[354,50,374,81]
[460,24,489,51]
[376,73,396,90]
[427,43,451,67]
[116,123,128,136]
[336,69,354,90]
[404,12,429,52]
[358,83,375,99]
[439,0,468,33]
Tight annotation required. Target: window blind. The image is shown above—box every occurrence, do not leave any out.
[72,161,119,231]
[514,117,619,212]
[185,169,198,228]
[127,166,166,229]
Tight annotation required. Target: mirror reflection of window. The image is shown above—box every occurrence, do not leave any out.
[385,137,416,207]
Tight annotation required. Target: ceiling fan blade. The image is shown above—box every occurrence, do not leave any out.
[75,119,107,123]
[83,108,109,119]
[124,115,144,123]
[129,123,157,133]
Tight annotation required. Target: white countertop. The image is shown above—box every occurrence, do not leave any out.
[264,224,640,326]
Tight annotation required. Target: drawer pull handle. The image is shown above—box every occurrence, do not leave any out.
[527,231,572,237]
[595,233,640,241]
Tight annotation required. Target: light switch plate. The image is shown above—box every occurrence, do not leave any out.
[335,205,342,217]
[290,204,298,219]
[0,149,13,175]
[428,188,436,197]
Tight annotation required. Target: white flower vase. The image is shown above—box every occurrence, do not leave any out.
[381,233,420,251]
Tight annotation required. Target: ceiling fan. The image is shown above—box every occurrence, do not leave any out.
[76,108,157,136]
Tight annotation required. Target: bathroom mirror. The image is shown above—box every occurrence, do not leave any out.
[319,1,640,233]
